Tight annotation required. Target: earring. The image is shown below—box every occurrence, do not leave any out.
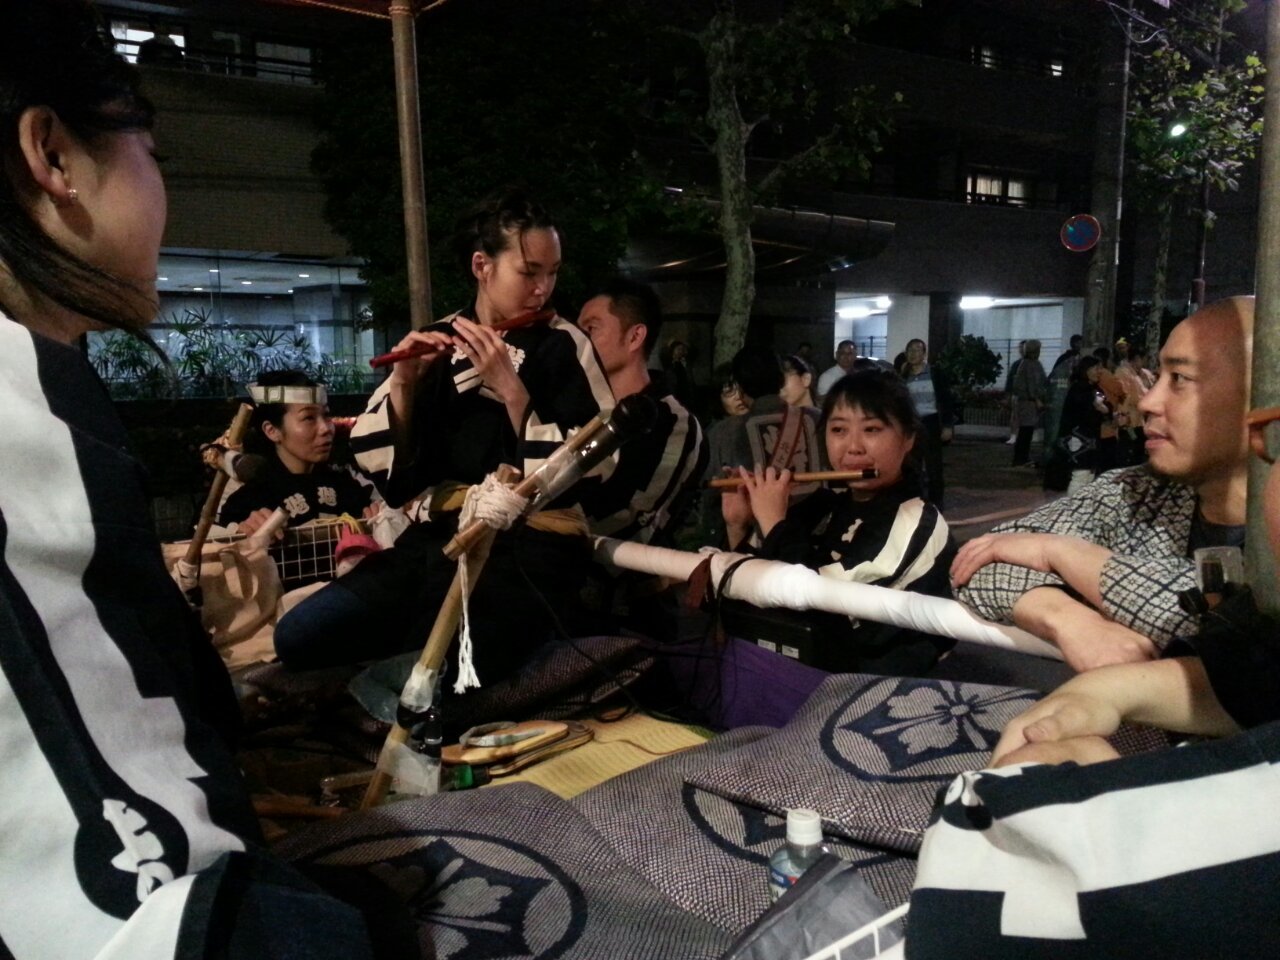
[65,187,78,205]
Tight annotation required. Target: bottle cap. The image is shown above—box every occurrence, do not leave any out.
[785,808,823,846]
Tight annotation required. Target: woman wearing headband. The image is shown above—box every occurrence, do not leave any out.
[217,370,373,534]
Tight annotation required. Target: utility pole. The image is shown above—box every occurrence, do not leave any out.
[1246,0,1280,613]
[1082,0,1134,351]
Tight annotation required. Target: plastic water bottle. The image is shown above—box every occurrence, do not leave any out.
[767,808,827,901]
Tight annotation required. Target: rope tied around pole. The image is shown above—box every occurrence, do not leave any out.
[453,473,529,692]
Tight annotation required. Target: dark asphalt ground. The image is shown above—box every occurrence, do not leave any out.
[941,427,1058,542]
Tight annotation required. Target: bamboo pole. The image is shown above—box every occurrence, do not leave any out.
[184,403,253,568]
[390,0,433,329]
[360,465,518,809]
[1246,0,1280,614]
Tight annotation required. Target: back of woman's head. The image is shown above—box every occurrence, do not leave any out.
[0,1,157,330]
[1071,355,1101,383]
[731,344,783,400]
[782,354,813,379]
[452,189,555,283]
[1023,339,1042,361]
[820,369,923,438]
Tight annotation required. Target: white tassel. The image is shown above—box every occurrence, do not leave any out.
[452,474,529,693]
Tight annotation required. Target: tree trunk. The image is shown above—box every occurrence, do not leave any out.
[1083,0,1132,352]
[1145,195,1173,355]
[705,12,757,370]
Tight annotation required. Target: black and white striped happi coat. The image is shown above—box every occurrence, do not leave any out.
[0,316,370,959]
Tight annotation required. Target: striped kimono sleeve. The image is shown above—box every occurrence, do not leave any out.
[518,317,616,480]
[817,497,952,591]
[907,723,1280,957]
[581,392,708,545]
[0,319,250,958]
[348,377,398,495]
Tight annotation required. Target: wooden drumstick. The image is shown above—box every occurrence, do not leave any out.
[184,403,254,568]
[708,468,879,489]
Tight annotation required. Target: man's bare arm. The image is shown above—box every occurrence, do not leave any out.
[1011,587,1156,672]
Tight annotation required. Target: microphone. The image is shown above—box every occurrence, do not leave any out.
[522,392,659,512]
[441,393,659,560]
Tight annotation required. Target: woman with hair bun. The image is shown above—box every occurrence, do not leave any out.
[275,190,615,680]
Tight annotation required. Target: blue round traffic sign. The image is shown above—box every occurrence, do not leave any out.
[1061,214,1101,252]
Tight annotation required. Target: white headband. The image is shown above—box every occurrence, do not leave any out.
[248,383,328,406]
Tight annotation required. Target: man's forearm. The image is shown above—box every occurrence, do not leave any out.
[1012,587,1156,671]
[1043,536,1112,609]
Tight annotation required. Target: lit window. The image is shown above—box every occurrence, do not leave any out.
[1048,59,1064,78]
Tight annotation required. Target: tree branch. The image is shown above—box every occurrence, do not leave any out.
[754,126,841,197]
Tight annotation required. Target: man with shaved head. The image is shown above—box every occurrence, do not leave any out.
[950,297,1254,671]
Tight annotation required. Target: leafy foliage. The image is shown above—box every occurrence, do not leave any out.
[1126,0,1263,212]
[1125,0,1263,340]
[629,0,914,364]
[88,308,371,399]
[934,334,1003,404]
[311,0,668,329]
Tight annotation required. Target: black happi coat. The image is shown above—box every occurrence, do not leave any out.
[0,315,382,958]
[218,454,371,527]
[754,483,957,675]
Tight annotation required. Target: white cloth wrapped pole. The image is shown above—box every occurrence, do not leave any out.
[592,537,1062,661]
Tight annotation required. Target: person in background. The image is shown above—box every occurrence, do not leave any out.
[1091,345,1127,472]
[1009,338,1047,467]
[575,279,707,547]
[1048,355,1108,495]
[0,4,401,955]
[1114,343,1155,467]
[722,369,956,675]
[1050,333,1084,376]
[897,338,955,507]
[779,353,818,411]
[1003,339,1026,445]
[660,337,695,411]
[951,298,1254,671]
[816,339,856,398]
[217,369,374,535]
[719,345,825,539]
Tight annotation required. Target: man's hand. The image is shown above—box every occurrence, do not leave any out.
[940,426,954,444]
[951,532,1059,587]
[993,688,1123,765]
[992,736,1120,768]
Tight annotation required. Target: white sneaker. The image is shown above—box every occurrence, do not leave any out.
[1004,436,1016,445]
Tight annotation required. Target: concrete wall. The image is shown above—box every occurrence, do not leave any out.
[140,65,347,258]
[832,194,1092,298]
